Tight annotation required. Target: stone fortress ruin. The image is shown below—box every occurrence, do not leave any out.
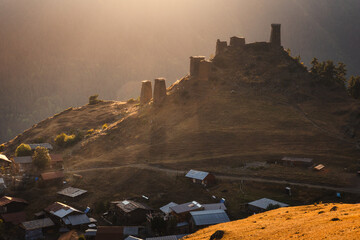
[139,24,282,106]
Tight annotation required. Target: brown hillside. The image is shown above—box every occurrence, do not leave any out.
[3,38,360,186]
[184,203,360,240]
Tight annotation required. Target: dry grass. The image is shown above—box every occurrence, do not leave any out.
[184,203,360,240]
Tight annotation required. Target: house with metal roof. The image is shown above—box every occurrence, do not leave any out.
[190,209,230,231]
[170,201,203,225]
[185,170,216,186]
[1,211,26,225]
[159,202,178,215]
[20,218,55,240]
[57,187,87,198]
[49,154,64,169]
[247,198,289,213]
[27,143,53,151]
[0,196,28,214]
[44,202,90,228]
[112,200,153,225]
[13,156,33,172]
[202,203,227,211]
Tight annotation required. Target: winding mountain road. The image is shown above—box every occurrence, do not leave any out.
[66,163,360,194]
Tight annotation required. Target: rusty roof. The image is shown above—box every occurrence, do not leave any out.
[95,226,123,240]
[0,196,28,207]
[41,171,64,181]
[45,202,82,218]
[50,154,63,162]
[116,200,151,213]
[1,211,26,225]
[170,201,203,214]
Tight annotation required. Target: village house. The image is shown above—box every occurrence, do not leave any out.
[13,156,33,173]
[28,143,53,151]
[185,170,216,186]
[1,211,26,226]
[189,209,230,231]
[44,202,90,228]
[40,171,64,184]
[0,196,28,213]
[247,198,289,213]
[159,202,178,217]
[20,217,55,240]
[57,187,87,198]
[49,154,64,169]
[170,201,203,222]
[112,200,153,225]
[202,203,227,211]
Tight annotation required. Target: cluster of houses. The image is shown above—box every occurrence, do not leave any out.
[0,166,291,240]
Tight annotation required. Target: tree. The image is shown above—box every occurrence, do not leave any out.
[33,146,50,169]
[15,143,32,157]
[310,58,347,86]
[348,76,360,99]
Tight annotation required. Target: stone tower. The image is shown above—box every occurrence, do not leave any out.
[140,80,152,105]
[198,60,212,80]
[153,78,167,105]
[216,39,227,55]
[190,56,205,77]
[230,37,245,48]
[270,24,281,46]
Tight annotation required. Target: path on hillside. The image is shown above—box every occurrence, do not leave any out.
[66,164,360,194]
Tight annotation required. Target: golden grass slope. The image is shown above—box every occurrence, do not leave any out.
[184,203,360,240]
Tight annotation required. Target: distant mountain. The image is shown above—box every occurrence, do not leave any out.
[0,0,359,143]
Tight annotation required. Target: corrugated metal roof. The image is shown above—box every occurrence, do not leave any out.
[185,170,209,180]
[21,218,54,230]
[28,143,53,150]
[281,157,313,163]
[63,213,90,226]
[0,196,28,207]
[57,187,87,198]
[41,171,64,181]
[203,203,227,211]
[248,198,289,210]
[45,202,82,218]
[146,235,178,240]
[190,209,230,226]
[160,202,178,214]
[170,201,202,214]
[0,154,11,163]
[116,200,151,213]
[13,156,32,164]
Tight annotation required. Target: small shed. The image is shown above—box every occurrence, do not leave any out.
[280,157,313,167]
[95,226,123,240]
[50,154,63,169]
[57,187,87,198]
[13,156,33,172]
[1,211,26,225]
[0,196,28,213]
[20,218,55,240]
[185,170,216,186]
[170,201,203,222]
[190,209,230,231]
[28,143,53,151]
[247,198,289,213]
[45,202,90,228]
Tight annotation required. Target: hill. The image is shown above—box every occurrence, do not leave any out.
[184,203,360,240]
[3,27,360,189]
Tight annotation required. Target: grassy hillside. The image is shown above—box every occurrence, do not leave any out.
[184,203,360,240]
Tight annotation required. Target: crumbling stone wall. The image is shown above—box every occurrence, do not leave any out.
[270,24,281,46]
[190,56,205,77]
[230,37,245,48]
[140,80,152,105]
[216,40,227,55]
[153,78,167,105]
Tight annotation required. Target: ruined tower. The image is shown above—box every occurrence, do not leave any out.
[270,24,281,46]
[153,78,167,105]
[216,39,227,55]
[140,80,152,105]
[190,56,205,77]
[230,37,245,48]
